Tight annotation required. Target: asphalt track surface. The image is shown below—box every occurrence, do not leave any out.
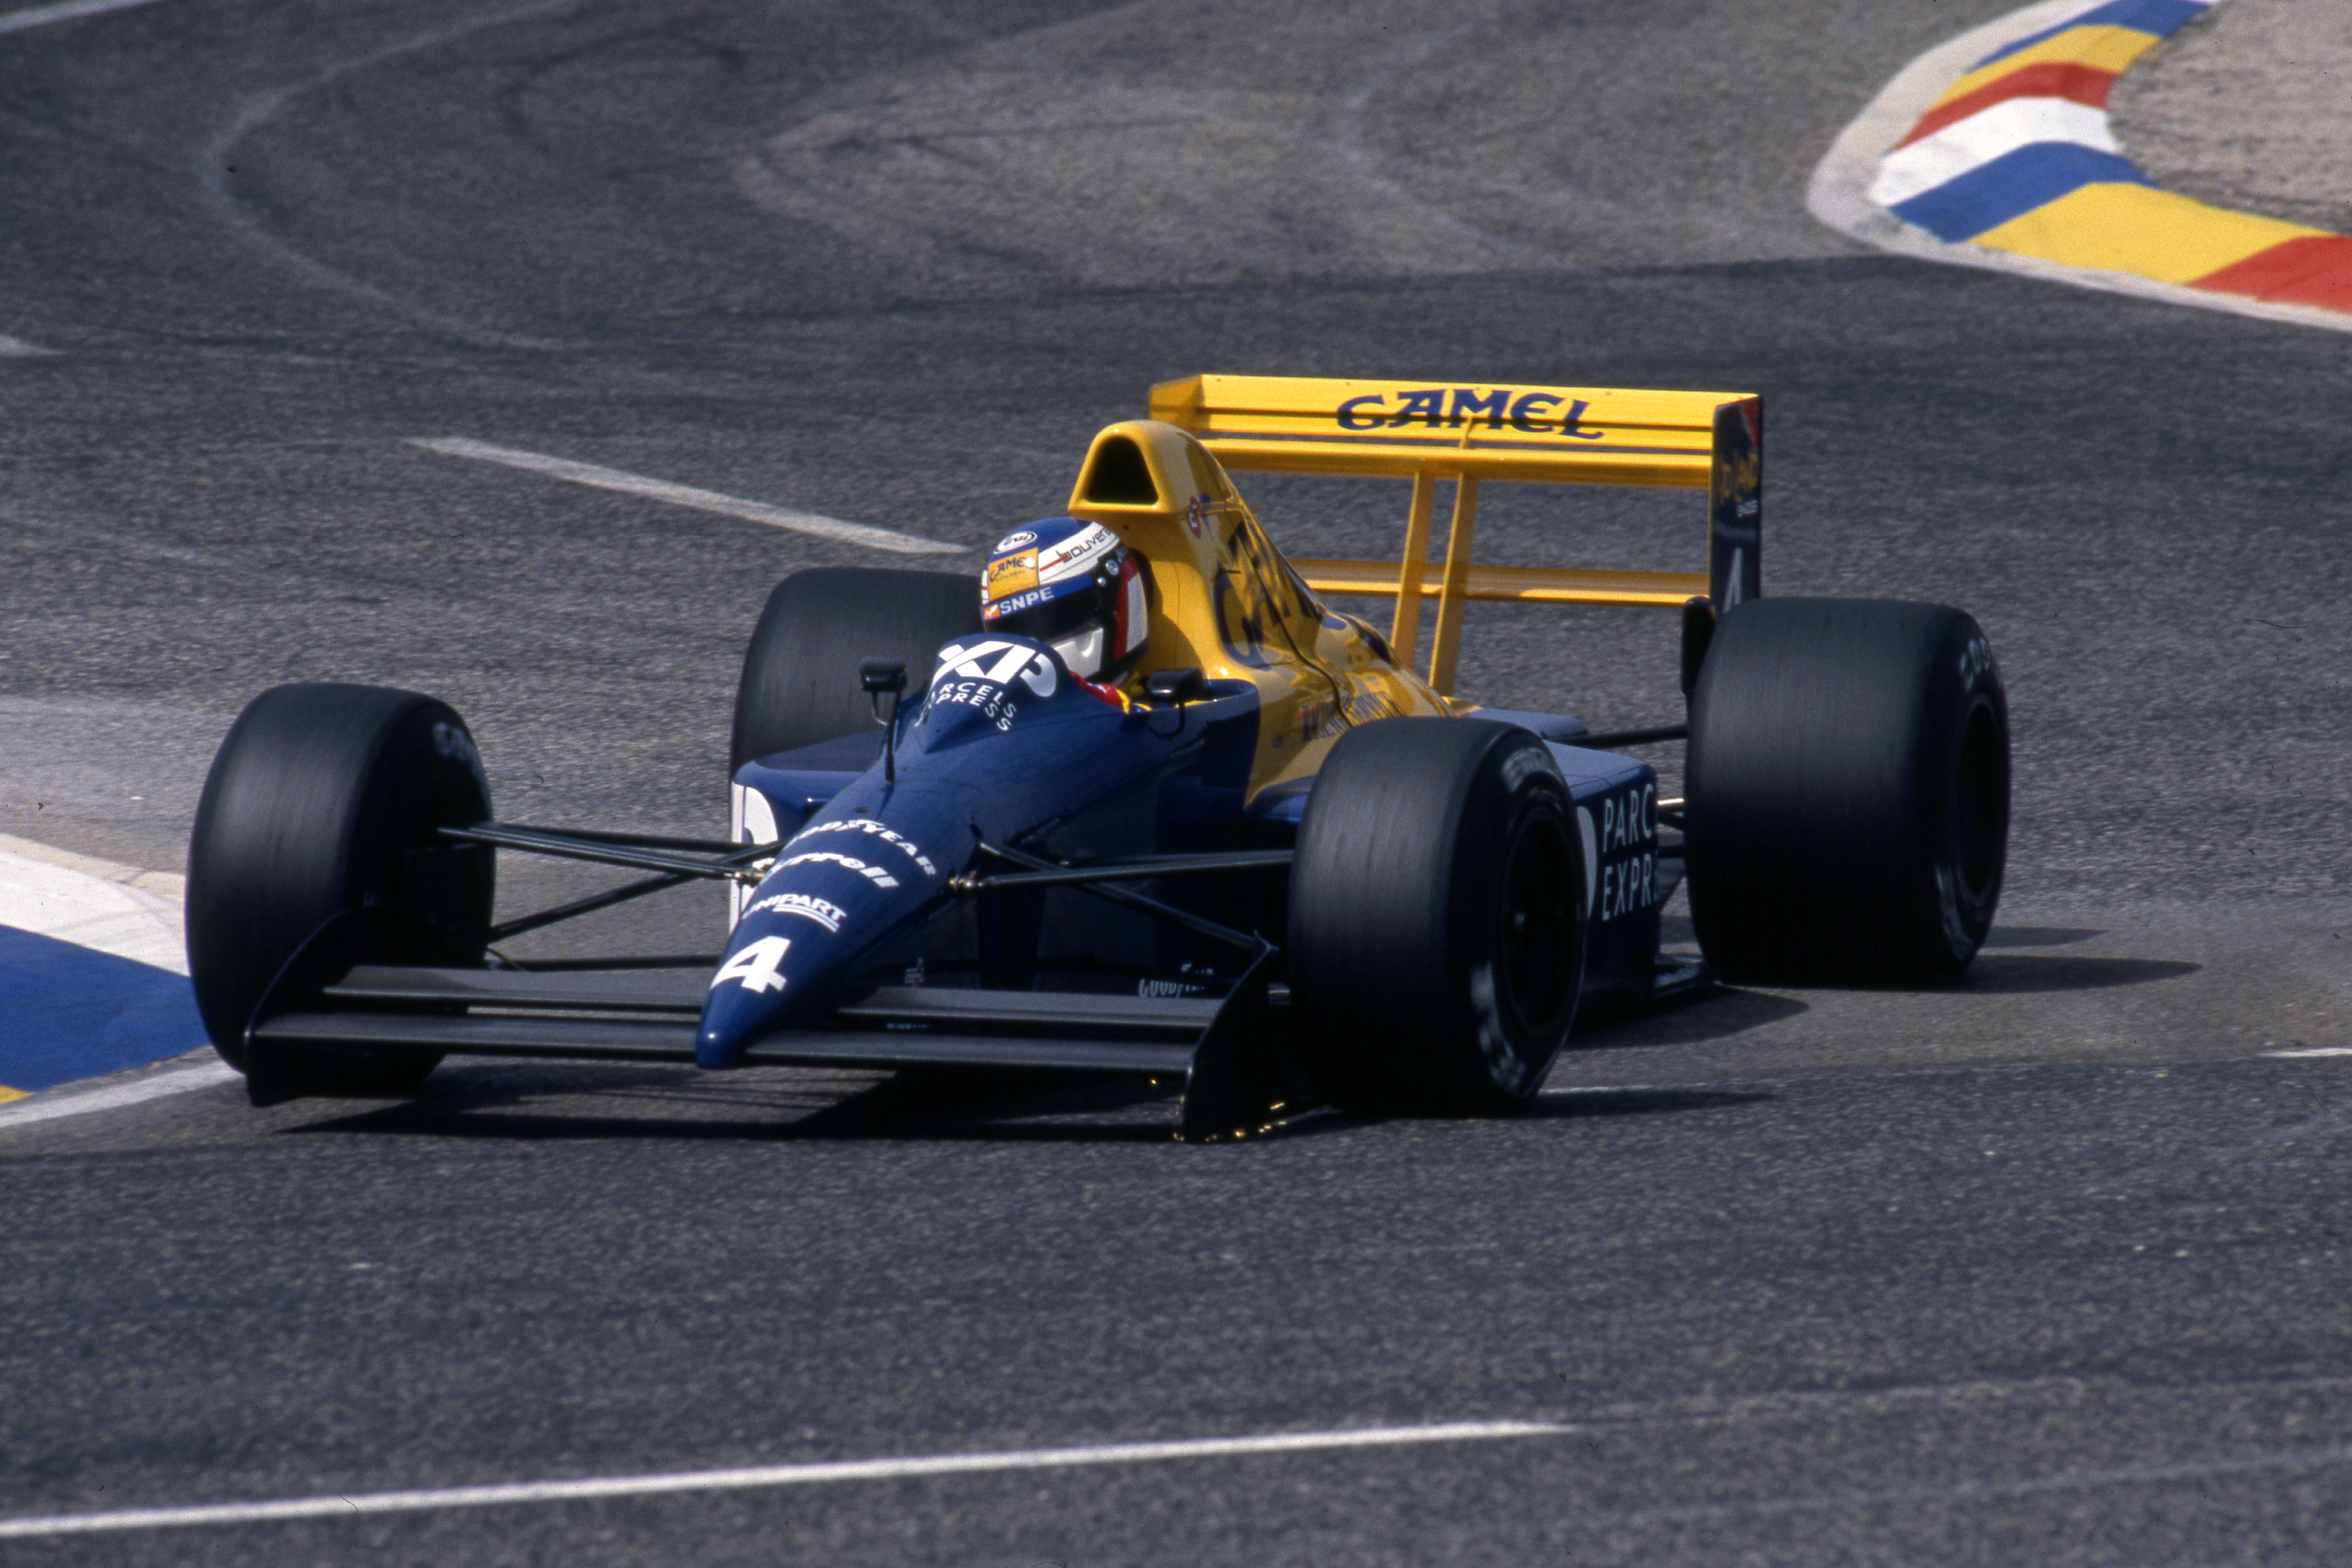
[2,0,2349,1562]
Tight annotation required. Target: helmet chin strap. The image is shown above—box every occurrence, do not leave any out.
[1052,625,1106,680]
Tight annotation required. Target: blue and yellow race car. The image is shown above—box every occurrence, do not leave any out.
[184,375,2011,1138]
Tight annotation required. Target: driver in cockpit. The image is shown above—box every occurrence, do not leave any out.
[979,518,1150,705]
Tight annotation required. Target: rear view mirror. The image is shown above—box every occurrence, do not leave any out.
[861,658,911,782]
[1144,666,1206,704]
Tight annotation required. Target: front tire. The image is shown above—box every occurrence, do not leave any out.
[1685,597,2010,984]
[1288,719,1586,1114]
[185,683,494,1089]
[730,567,981,771]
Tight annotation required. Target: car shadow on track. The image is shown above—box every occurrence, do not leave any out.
[269,937,2191,1147]
[288,1064,1203,1145]
[1576,980,1809,1050]
[1955,953,2201,993]
[1524,1085,1773,1119]
[282,1056,1770,1146]
[1564,934,2198,1057]
[1983,925,2109,948]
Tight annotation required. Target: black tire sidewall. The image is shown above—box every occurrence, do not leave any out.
[731,567,982,772]
[185,684,493,1069]
[1290,720,1585,1113]
[1686,598,2009,984]
[1928,626,2011,965]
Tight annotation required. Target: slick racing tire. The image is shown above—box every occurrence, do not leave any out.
[1289,719,1586,1115]
[730,567,982,771]
[185,683,494,1088]
[1684,598,2010,985]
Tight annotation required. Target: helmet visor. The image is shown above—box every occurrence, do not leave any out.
[989,578,1109,647]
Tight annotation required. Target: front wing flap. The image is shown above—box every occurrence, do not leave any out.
[247,946,1300,1139]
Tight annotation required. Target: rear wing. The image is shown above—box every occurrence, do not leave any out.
[1148,374,1762,694]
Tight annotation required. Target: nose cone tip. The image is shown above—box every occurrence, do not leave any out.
[692,1022,741,1071]
[695,966,794,1070]
[699,816,955,1068]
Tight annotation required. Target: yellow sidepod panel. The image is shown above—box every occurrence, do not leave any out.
[1066,420,1451,800]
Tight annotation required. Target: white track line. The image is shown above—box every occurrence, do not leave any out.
[0,0,175,36]
[0,335,56,356]
[0,1054,239,1130]
[0,1420,1566,1538]
[411,437,962,555]
[2269,1047,2352,1059]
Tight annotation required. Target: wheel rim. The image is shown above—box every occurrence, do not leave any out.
[1493,806,1579,1041]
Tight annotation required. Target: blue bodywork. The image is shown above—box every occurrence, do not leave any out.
[699,635,1671,1069]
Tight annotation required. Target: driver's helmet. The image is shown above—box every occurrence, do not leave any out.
[980,517,1148,682]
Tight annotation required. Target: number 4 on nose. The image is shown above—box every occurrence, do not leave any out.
[713,936,791,994]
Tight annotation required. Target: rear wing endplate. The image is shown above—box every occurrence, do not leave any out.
[1149,374,1762,694]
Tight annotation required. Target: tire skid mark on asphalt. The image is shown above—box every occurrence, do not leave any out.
[2080,1088,2352,1194]
[0,1420,1567,1538]
[410,437,963,555]
[191,0,587,352]
[0,505,242,571]
[1586,1438,2352,1531]
[0,501,672,656]
[1579,1368,2352,1436]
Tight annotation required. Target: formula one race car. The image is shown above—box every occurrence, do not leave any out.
[185,375,2011,1138]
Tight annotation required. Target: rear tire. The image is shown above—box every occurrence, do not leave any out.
[1289,719,1586,1114]
[185,683,494,1089]
[1685,598,2009,984]
[730,567,981,771]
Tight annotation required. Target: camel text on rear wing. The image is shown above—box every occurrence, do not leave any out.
[1147,373,1761,694]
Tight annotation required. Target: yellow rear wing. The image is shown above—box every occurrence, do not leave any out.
[1148,374,1762,694]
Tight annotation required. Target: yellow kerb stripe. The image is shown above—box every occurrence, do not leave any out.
[1972,183,2326,283]
[0,1086,27,1105]
[1935,26,2164,106]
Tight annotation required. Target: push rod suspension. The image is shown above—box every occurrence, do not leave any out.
[491,822,749,854]
[965,839,1266,953]
[442,822,779,882]
[950,849,1292,892]
[485,871,695,944]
